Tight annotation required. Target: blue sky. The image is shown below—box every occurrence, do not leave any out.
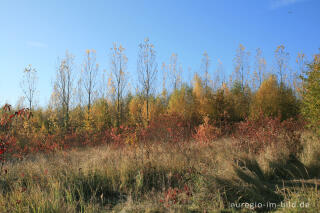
[0,0,319,107]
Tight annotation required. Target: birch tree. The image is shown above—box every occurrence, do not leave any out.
[20,64,38,111]
[137,38,158,124]
[201,51,210,93]
[294,52,306,95]
[253,48,266,89]
[168,53,182,91]
[53,51,74,131]
[233,44,250,90]
[110,43,127,127]
[82,49,99,113]
[274,45,289,85]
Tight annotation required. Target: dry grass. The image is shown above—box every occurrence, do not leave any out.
[0,135,320,212]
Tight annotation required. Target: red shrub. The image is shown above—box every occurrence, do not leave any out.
[0,105,32,174]
[142,113,193,143]
[161,184,192,207]
[193,116,222,143]
[233,115,305,154]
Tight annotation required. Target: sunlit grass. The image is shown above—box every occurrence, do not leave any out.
[0,135,319,212]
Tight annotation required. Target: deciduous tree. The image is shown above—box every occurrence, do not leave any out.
[274,45,289,85]
[82,49,99,113]
[20,65,38,111]
[137,38,158,124]
[110,43,127,127]
[168,53,182,91]
[201,51,210,93]
[301,54,320,134]
[53,51,74,131]
[253,48,266,89]
[234,44,250,90]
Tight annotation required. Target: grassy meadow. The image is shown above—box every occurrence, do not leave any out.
[1,131,320,212]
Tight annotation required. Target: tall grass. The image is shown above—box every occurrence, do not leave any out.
[0,134,319,212]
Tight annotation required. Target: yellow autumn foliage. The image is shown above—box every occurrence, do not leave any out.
[250,75,299,120]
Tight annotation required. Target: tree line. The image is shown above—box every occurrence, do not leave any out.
[13,38,320,137]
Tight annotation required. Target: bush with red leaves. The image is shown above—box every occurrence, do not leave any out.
[193,116,222,143]
[160,184,192,207]
[141,113,195,143]
[0,104,32,174]
[232,114,305,154]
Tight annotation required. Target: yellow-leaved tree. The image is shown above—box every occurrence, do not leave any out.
[250,75,280,119]
[168,84,198,123]
[129,95,165,126]
[128,96,144,126]
[250,75,299,120]
[228,81,251,121]
[192,73,216,121]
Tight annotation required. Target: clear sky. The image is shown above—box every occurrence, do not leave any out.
[0,0,319,107]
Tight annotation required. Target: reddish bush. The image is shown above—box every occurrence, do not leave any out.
[142,113,194,143]
[160,184,192,207]
[101,114,192,146]
[101,113,195,146]
[0,105,32,174]
[193,116,222,143]
[233,115,305,154]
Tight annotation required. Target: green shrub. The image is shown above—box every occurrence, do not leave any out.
[301,54,320,135]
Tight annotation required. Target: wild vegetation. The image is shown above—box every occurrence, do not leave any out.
[1,39,320,212]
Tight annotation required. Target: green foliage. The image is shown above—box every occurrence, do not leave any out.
[278,83,300,120]
[301,54,320,135]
